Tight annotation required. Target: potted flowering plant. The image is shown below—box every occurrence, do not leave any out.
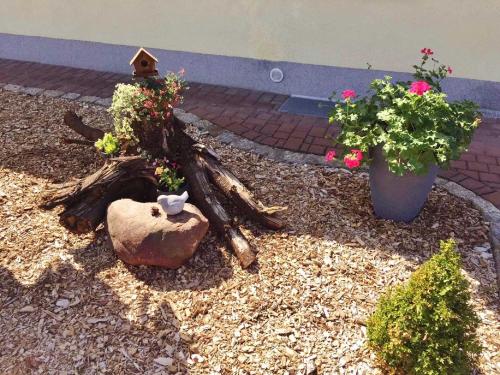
[153,158,187,196]
[103,70,187,156]
[326,49,480,222]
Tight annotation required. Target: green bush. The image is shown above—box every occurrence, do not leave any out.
[367,240,481,375]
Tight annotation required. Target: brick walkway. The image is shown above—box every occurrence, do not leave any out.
[1,58,499,208]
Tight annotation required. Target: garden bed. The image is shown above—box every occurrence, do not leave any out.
[0,90,498,374]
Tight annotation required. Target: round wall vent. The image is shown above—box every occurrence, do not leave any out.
[269,68,284,83]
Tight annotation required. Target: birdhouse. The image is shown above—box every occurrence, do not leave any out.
[129,47,158,77]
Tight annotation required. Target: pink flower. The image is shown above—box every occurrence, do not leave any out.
[179,68,186,76]
[447,66,453,74]
[343,149,363,169]
[144,100,154,109]
[344,155,361,169]
[341,89,357,100]
[420,48,434,56]
[409,81,432,96]
[325,150,336,162]
[351,149,363,161]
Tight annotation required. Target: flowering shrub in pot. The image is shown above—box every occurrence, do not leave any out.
[96,70,186,157]
[326,49,480,222]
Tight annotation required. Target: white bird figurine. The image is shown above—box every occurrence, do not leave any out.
[157,191,189,216]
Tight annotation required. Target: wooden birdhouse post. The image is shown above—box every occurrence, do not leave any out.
[130,47,158,78]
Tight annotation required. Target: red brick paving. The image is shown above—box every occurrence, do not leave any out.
[1,58,500,208]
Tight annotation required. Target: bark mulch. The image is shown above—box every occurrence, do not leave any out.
[0,90,498,374]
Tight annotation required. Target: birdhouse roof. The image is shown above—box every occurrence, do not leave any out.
[129,47,158,65]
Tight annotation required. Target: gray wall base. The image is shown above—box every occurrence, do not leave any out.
[1,33,500,110]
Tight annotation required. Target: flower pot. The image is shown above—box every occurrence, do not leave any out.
[369,146,438,222]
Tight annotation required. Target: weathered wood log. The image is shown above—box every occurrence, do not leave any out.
[201,155,285,230]
[183,153,256,268]
[45,111,284,268]
[61,137,95,146]
[43,157,157,233]
[63,111,104,142]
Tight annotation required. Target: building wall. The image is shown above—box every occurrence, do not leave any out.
[1,0,500,108]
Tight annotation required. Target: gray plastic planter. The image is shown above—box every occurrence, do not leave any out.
[369,146,438,222]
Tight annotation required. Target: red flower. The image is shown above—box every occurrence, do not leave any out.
[351,149,363,161]
[420,48,434,56]
[343,149,363,169]
[447,66,453,74]
[144,100,154,109]
[324,150,336,162]
[344,156,361,169]
[341,89,357,100]
[409,81,432,96]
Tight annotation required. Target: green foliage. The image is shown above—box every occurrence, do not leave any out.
[412,52,451,92]
[109,84,140,143]
[329,52,480,175]
[331,77,479,175]
[367,240,481,375]
[108,73,186,146]
[155,165,185,192]
[94,132,120,156]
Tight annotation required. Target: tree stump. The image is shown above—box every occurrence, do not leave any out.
[42,111,285,268]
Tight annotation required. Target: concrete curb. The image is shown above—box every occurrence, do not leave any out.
[2,84,500,293]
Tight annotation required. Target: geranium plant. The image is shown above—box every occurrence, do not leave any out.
[327,49,480,175]
[153,158,185,192]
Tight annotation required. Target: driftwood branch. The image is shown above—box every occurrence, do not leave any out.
[61,137,95,146]
[184,153,256,268]
[43,157,157,233]
[63,111,104,142]
[202,155,285,230]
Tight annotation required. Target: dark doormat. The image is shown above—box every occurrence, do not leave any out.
[278,96,335,118]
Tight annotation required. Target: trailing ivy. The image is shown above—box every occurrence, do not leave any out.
[108,73,186,147]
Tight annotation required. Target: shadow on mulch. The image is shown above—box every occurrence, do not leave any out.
[248,165,499,312]
[0,257,191,373]
[68,230,234,293]
[0,91,109,183]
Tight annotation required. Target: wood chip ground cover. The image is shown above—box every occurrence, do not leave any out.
[0,90,499,374]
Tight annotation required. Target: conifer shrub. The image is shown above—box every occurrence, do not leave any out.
[367,239,481,375]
